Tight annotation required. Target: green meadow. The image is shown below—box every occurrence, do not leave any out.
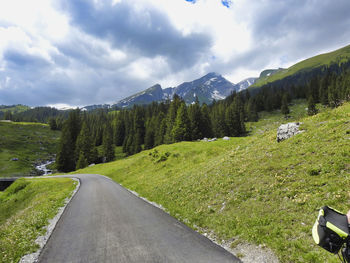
[0,122,60,177]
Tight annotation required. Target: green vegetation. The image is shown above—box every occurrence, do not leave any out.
[0,178,76,263]
[0,122,61,177]
[74,101,350,262]
[246,99,326,135]
[253,44,350,87]
[0,105,31,114]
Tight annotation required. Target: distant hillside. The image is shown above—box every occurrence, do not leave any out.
[0,105,31,119]
[252,44,350,88]
[0,105,31,113]
[114,73,257,108]
[258,68,284,79]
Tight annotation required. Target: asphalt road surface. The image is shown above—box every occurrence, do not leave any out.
[38,174,240,263]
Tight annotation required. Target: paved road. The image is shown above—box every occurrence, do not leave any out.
[38,174,240,263]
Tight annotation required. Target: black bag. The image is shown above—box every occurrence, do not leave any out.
[312,206,350,253]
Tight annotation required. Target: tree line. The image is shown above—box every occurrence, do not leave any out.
[55,92,248,172]
[1,106,69,125]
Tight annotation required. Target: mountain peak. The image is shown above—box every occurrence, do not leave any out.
[147,84,162,91]
[113,72,256,108]
[204,72,221,78]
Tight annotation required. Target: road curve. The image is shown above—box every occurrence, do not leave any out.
[38,174,240,263]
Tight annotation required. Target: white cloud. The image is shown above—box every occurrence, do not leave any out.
[1,0,350,106]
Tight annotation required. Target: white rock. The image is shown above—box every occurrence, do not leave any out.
[277,122,303,142]
[223,136,230,140]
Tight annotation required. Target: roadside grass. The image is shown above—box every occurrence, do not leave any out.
[0,122,60,177]
[74,102,350,262]
[0,178,76,263]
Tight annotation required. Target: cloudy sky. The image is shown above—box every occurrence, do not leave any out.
[1,0,350,107]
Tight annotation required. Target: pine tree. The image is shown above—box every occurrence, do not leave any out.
[102,123,115,162]
[91,146,99,164]
[76,151,88,170]
[308,77,320,103]
[114,117,125,146]
[75,122,94,163]
[144,117,155,150]
[172,103,191,142]
[319,72,330,106]
[122,111,133,154]
[66,109,82,144]
[56,117,64,130]
[48,118,57,130]
[246,98,258,122]
[328,78,341,108]
[164,95,181,143]
[225,96,246,137]
[123,134,133,156]
[132,131,142,154]
[225,101,240,136]
[264,95,274,112]
[211,104,228,137]
[307,96,318,116]
[154,112,166,146]
[132,107,145,153]
[281,94,290,117]
[56,124,75,172]
[200,104,213,138]
[94,126,103,146]
[188,99,202,140]
[239,110,246,135]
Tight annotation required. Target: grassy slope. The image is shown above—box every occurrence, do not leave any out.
[0,122,60,177]
[0,105,31,114]
[253,44,350,87]
[0,178,76,263]
[75,101,350,262]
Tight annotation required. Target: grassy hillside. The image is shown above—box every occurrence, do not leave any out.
[74,101,350,262]
[0,105,31,114]
[0,178,76,263]
[0,122,60,177]
[253,44,350,87]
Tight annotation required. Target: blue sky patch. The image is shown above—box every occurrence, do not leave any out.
[221,0,232,8]
[185,0,196,3]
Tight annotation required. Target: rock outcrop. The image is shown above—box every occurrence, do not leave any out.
[277,122,303,142]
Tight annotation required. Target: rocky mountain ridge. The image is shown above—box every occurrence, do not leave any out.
[113,72,257,109]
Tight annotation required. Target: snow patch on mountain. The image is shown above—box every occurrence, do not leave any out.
[212,90,225,100]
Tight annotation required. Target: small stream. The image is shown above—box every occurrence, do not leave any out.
[36,160,54,175]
